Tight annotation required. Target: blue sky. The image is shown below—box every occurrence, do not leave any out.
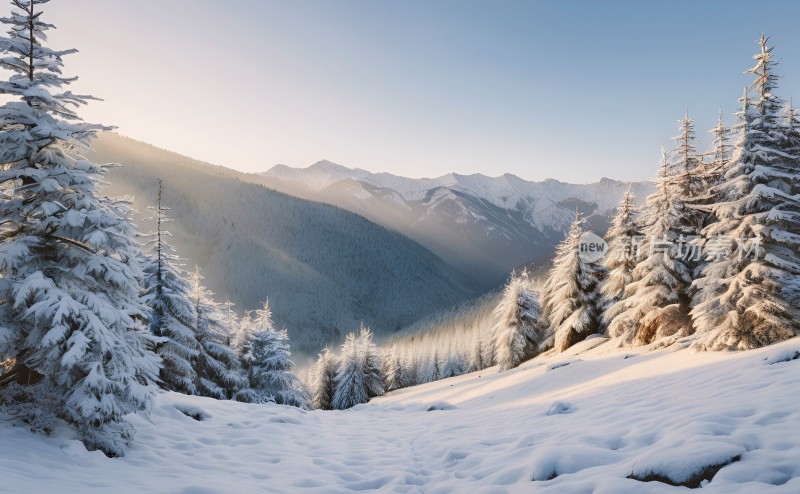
[40,0,800,182]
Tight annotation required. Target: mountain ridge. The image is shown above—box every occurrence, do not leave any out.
[258,160,654,286]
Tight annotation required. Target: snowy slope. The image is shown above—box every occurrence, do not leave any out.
[4,337,799,493]
[259,162,654,286]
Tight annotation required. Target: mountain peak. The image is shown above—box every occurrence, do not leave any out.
[308,159,352,173]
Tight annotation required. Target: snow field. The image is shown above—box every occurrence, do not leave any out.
[1,336,799,493]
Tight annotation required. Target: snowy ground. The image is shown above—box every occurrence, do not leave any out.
[2,337,800,493]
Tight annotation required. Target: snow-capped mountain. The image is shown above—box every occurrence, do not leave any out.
[259,162,654,287]
[87,134,479,357]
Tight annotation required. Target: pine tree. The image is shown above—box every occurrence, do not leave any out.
[420,350,441,383]
[309,347,337,410]
[541,215,603,352]
[141,180,200,395]
[403,355,420,388]
[691,35,800,350]
[359,326,384,398]
[670,112,705,239]
[237,301,308,407]
[492,270,543,371]
[0,0,159,456]
[331,332,368,410]
[600,191,641,311]
[382,349,403,392]
[467,334,484,373]
[707,108,732,188]
[221,296,238,348]
[783,100,800,181]
[189,267,247,400]
[605,150,693,346]
[439,345,465,378]
[691,109,733,231]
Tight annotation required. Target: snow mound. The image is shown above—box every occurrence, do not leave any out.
[546,401,575,415]
[763,347,800,365]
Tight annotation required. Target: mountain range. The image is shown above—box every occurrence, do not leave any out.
[257,161,652,287]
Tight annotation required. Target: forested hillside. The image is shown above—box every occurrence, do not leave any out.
[89,133,479,356]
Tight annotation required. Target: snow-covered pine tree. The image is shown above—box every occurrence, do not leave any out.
[691,109,733,229]
[439,344,465,378]
[467,333,484,373]
[382,349,403,392]
[359,326,384,398]
[189,267,247,400]
[141,179,200,395]
[669,112,706,240]
[0,0,160,456]
[492,270,543,371]
[420,350,441,383]
[541,215,603,352]
[600,191,641,311]
[237,301,308,407]
[403,355,420,388]
[782,100,800,181]
[707,108,732,188]
[309,347,337,410]
[605,150,693,346]
[221,296,238,348]
[479,328,496,369]
[691,35,800,350]
[331,332,368,410]
[233,309,253,353]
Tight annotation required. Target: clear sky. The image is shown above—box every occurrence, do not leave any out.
[33,0,800,182]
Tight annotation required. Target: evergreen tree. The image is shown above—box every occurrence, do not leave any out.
[309,347,337,410]
[669,111,705,239]
[403,355,420,388]
[541,215,603,352]
[221,296,238,348]
[360,326,384,398]
[606,151,693,346]
[467,334,484,373]
[439,345,465,378]
[691,35,800,350]
[600,191,641,310]
[331,332,368,410]
[382,349,403,392]
[782,100,800,189]
[189,267,247,400]
[141,180,200,395]
[692,109,733,231]
[0,0,159,456]
[492,270,543,371]
[420,350,441,383]
[479,328,496,369]
[707,108,732,188]
[237,301,308,407]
